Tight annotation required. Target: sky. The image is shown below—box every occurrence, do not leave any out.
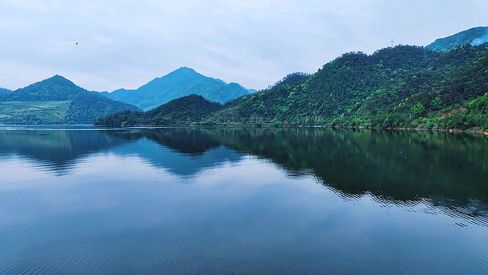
[0,0,487,92]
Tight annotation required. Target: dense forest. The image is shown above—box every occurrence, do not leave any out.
[206,44,488,131]
[96,94,223,127]
[99,43,488,132]
[91,25,488,132]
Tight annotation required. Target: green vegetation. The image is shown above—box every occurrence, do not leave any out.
[428,93,488,131]
[0,101,70,124]
[204,44,488,131]
[97,43,488,131]
[65,93,141,124]
[0,75,139,125]
[96,94,222,127]
[8,27,487,130]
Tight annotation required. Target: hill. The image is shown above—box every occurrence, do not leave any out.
[426,26,488,52]
[103,67,252,110]
[206,44,488,131]
[97,40,488,131]
[0,76,140,125]
[104,67,251,110]
[96,94,222,127]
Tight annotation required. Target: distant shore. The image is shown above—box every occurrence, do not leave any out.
[1,124,487,136]
[91,123,488,136]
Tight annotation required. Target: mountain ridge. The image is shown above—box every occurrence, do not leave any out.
[103,67,252,110]
[96,41,488,131]
[206,43,488,131]
[426,26,488,52]
[6,75,86,101]
[0,75,140,125]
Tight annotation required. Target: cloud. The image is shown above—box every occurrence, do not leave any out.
[0,0,487,91]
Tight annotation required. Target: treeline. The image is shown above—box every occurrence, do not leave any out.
[208,44,488,131]
[98,44,488,131]
[96,94,222,127]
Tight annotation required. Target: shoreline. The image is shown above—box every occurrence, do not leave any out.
[93,123,488,136]
[1,124,487,136]
[328,125,488,136]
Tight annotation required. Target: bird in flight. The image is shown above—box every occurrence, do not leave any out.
[75,42,79,45]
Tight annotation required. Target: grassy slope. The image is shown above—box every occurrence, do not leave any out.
[0,101,70,124]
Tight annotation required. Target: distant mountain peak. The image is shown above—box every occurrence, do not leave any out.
[164,67,202,78]
[36,75,78,87]
[0,75,139,125]
[6,75,87,102]
[30,75,79,89]
[175,66,197,73]
[426,26,488,52]
[104,67,253,110]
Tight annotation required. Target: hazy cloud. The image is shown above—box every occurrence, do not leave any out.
[0,0,487,91]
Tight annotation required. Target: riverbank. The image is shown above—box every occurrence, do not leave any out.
[2,123,487,136]
[93,122,488,136]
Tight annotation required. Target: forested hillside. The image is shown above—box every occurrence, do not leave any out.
[206,44,488,131]
[96,95,222,127]
[0,76,139,125]
[93,27,488,131]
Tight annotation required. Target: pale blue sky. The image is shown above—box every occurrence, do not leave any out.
[0,0,487,91]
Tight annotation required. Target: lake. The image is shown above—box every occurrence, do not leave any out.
[0,127,487,274]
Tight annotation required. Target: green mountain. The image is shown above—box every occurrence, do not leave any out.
[0,76,140,125]
[206,44,488,131]
[426,26,488,52]
[96,94,222,127]
[103,67,253,110]
[99,40,488,131]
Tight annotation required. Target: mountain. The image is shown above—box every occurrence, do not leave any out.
[103,67,252,110]
[5,75,87,101]
[205,44,488,131]
[0,76,140,125]
[96,94,223,127]
[97,42,488,131]
[426,26,488,52]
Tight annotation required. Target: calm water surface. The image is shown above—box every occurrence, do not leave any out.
[0,127,487,274]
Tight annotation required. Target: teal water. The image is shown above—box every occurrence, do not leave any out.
[0,128,487,274]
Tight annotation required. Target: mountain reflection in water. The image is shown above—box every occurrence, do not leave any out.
[0,128,487,221]
[1,127,488,274]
